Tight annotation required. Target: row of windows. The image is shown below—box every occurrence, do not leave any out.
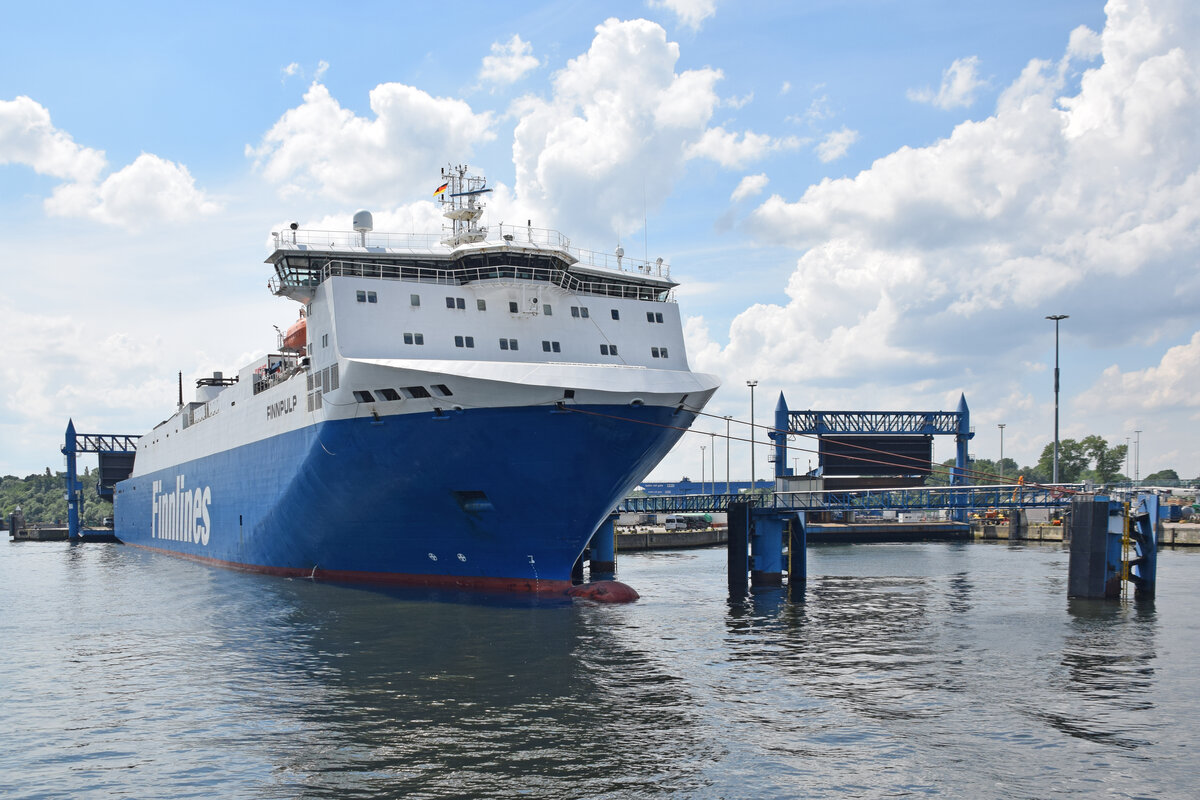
[352,384,454,403]
[368,290,662,324]
[403,331,665,357]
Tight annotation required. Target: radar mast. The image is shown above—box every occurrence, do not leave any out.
[438,164,492,246]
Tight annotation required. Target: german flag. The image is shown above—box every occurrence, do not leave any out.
[433,182,449,197]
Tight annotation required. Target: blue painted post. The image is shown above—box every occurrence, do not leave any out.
[1067,495,1123,598]
[773,392,790,478]
[728,500,751,596]
[63,419,81,541]
[588,515,616,578]
[751,513,784,587]
[787,514,806,601]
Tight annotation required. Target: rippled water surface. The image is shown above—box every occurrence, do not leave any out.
[3,540,1198,799]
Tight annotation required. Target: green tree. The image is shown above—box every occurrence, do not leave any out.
[1081,435,1127,484]
[1036,439,1088,482]
[1144,468,1180,483]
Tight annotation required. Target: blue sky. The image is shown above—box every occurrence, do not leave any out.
[2,0,1197,483]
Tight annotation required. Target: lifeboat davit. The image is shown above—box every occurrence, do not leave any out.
[283,314,306,352]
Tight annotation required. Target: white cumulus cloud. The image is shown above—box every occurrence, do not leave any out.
[686,126,799,168]
[815,126,859,162]
[0,95,106,182]
[248,81,495,205]
[731,173,769,202]
[908,56,987,109]
[1,95,218,230]
[649,0,716,30]
[511,18,724,243]
[480,35,540,86]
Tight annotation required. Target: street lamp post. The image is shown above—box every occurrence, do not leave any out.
[724,416,731,495]
[700,444,707,494]
[1135,430,1142,483]
[710,433,716,497]
[998,423,1006,481]
[747,380,758,491]
[1046,315,1069,483]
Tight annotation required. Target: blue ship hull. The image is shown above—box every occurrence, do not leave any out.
[114,403,692,592]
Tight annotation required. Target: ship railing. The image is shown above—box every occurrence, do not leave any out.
[307,260,673,302]
[273,225,671,280]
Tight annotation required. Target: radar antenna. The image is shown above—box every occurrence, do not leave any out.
[438,164,492,247]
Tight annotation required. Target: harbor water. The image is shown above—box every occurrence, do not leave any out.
[3,539,1198,799]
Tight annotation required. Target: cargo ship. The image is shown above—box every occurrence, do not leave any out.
[113,166,719,593]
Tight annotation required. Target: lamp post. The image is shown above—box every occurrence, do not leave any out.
[747,380,758,491]
[1135,429,1142,483]
[724,416,731,494]
[1125,436,1131,481]
[700,444,707,495]
[710,433,716,497]
[1045,315,1068,483]
[997,423,1006,481]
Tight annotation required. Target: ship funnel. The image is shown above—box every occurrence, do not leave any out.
[353,210,374,246]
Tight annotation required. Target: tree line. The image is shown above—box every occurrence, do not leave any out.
[1,469,110,527]
[926,435,1189,486]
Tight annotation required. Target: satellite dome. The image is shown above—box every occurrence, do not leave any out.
[353,210,374,233]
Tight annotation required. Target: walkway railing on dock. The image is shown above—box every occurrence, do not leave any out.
[618,484,1084,514]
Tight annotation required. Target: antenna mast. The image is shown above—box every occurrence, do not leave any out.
[439,164,492,247]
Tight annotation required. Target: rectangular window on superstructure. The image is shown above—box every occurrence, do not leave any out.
[509,338,518,351]
[446,297,456,309]
[455,335,465,348]
[411,294,421,306]
[403,333,413,345]
[571,306,580,318]
[330,363,338,389]
[600,344,610,356]
[322,333,329,348]
[477,299,486,311]
[509,301,519,313]
[402,386,432,399]
[433,384,453,397]
[357,290,367,303]
[660,347,668,357]
[581,307,589,318]
[378,388,402,401]
[456,297,465,310]
[610,344,618,355]
[465,336,474,348]
[552,341,560,353]
[651,347,660,358]
[647,311,655,322]
[543,304,552,316]
[542,340,552,352]
[367,291,377,303]
[414,333,424,345]
[499,338,509,350]
[353,390,375,403]
[656,312,664,323]
[611,309,620,320]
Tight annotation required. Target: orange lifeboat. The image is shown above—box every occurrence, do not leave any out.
[283,313,307,353]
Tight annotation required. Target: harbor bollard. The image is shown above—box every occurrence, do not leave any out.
[1067,496,1122,599]
[727,501,751,595]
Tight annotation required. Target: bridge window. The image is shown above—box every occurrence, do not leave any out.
[402,386,432,399]
[432,384,453,397]
[377,388,401,401]
[353,390,375,403]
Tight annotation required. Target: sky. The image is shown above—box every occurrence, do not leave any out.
[2,0,1198,484]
